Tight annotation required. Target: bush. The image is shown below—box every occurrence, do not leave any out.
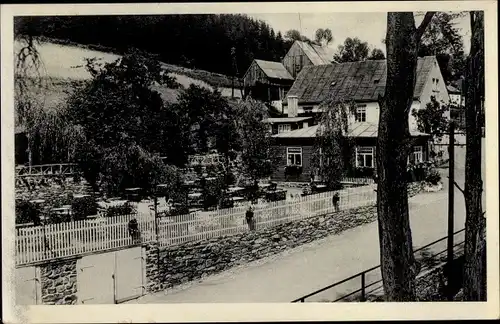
[105,202,136,218]
[265,190,286,202]
[425,169,442,185]
[72,195,98,220]
[15,200,42,225]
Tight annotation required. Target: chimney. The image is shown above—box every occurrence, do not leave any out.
[287,95,298,118]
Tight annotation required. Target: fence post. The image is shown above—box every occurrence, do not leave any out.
[360,272,366,301]
[446,122,455,301]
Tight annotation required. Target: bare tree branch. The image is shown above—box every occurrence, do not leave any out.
[446,176,465,195]
[415,12,436,40]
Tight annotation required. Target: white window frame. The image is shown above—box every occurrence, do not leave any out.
[355,105,367,122]
[355,146,374,168]
[278,124,291,133]
[287,147,302,166]
[413,146,423,163]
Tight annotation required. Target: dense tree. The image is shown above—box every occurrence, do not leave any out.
[315,28,333,46]
[65,52,182,194]
[419,12,467,82]
[312,99,355,190]
[333,37,386,62]
[462,11,485,301]
[233,99,278,185]
[376,12,435,301]
[369,48,386,60]
[411,96,450,141]
[14,15,291,79]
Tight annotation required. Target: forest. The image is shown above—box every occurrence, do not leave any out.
[14,14,292,78]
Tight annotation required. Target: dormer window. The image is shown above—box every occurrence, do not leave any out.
[355,105,367,122]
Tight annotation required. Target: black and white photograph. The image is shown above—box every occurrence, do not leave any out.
[1,1,498,323]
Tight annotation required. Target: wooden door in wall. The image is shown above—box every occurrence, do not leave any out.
[114,246,146,303]
[15,266,41,305]
[76,251,115,304]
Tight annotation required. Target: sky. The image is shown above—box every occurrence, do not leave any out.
[248,12,472,54]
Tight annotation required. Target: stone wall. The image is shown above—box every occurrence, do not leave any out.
[39,258,78,305]
[146,205,377,293]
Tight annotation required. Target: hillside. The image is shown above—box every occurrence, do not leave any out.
[14,14,292,79]
[15,37,242,92]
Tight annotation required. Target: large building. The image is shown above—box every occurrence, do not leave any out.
[269,56,449,183]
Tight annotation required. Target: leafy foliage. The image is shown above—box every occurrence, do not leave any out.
[71,195,98,220]
[15,200,42,225]
[65,52,183,195]
[417,12,467,82]
[233,99,279,183]
[313,99,356,190]
[411,96,450,140]
[315,28,333,46]
[425,168,442,185]
[333,37,386,63]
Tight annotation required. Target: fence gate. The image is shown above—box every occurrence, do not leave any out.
[76,251,115,304]
[16,266,41,305]
[114,246,146,303]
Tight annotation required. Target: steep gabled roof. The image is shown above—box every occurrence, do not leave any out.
[296,41,337,65]
[254,59,294,80]
[273,122,429,139]
[286,56,436,104]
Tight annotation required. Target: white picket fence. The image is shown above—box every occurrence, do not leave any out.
[15,186,376,265]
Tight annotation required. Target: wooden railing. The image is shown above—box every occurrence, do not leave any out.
[15,163,78,178]
[188,154,225,166]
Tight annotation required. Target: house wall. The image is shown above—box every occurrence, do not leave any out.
[282,42,314,78]
[243,61,270,88]
[271,136,431,182]
[271,138,315,182]
[413,57,451,119]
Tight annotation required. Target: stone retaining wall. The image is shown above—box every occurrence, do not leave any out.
[39,258,78,305]
[145,205,377,293]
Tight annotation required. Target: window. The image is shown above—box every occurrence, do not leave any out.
[278,124,291,133]
[356,105,367,122]
[432,78,440,92]
[287,147,302,166]
[413,146,423,163]
[356,146,374,168]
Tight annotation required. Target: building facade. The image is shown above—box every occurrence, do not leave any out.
[271,123,431,183]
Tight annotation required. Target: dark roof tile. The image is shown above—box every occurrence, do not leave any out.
[287,56,436,104]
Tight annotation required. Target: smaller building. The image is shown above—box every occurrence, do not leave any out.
[263,116,314,135]
[242,59,295,104]
[270,122,431,183]
[282,40,337,78]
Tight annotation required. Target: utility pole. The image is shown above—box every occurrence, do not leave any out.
[446,121,455,299]
[231,47,237,99]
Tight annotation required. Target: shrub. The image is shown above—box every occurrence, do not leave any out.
[105,202,136,218]
[15,200,42,225]
[72,195,99,220]
[425,169,442,185]
[265,190,286,202]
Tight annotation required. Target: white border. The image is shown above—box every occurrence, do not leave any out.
[2,2,498,323]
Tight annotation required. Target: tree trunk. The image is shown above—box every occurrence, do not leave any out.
[376,12,433,301]
[463,11,486,301]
